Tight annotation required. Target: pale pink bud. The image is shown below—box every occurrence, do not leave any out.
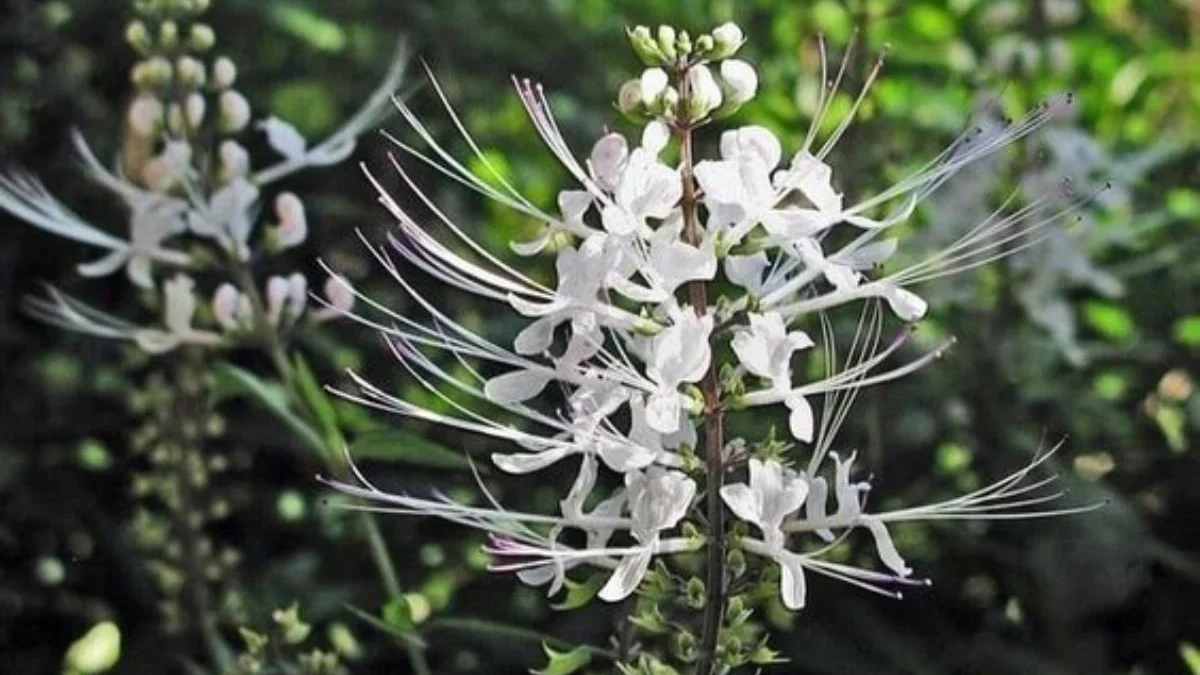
[128,96,163,137]
[212,283,241,331]
[266,276,289,326]
[286,273,308,318]
[185,92,206,129]
[271,192,308,250]
[218,140,249,182]
[314,276,354,321]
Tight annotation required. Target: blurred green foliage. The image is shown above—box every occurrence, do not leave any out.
[1,1,1196,674]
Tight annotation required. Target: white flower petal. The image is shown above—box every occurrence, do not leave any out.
[259,116,307,161]
[483,369,552,404]
[598,547,654,602]
[491,446,572,474]
[864,516,913,577]
[786,394,814,443]
[776,549,808,610]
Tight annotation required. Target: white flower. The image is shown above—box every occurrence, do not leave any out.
[721,459,809,608]
[644,308,712,433]
[710,22,744,58]
[134,274,222,353]
[731,311,814,394]
[599,145,681,237]
[184,92,206,129]
[599,466,696,601]
[187,176,260,258]
[312,275,355,321]
[78,197,189,289]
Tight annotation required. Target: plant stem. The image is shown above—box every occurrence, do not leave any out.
[228,258,433,675]
[677,111,727,675]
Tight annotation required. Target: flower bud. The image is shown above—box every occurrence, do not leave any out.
[212,56,236,89]
[685,64,723,121]
[212,283,241,331]
[616,79,644,118]
[639,68,669,107]
[167,103,184,135]
[695,34,714,55]
[266,276,289,326]
[318,276,355,319]
[128,95,163,137]
[188,23,215,51]
[675,30,692,58]
[713,58,758,118]
[286,273,308,319]
[185,92,206,129]
[132,56,172,90]
[656,25,678,62]
[269,192,308,251]
[660,86,680,117]
[627,25,666,65]
[125,20,151,53]
[175,56,205,89]
[218,90,250,133]
[159,21,179,49]
[710,21,745,59]
[218,140,249,182]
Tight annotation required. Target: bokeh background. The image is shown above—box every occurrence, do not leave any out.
[1,1,1197,673]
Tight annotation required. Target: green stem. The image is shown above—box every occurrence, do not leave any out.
[228,257,433,675]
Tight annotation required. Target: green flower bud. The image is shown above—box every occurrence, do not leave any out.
[159,20,179,48]
[656,25,678,62]
[125,20,151,54]
[710,21,745,59]
[617,78,645,119]
[188,23,215,51]
[627,25,665,65]
[131,56,172,90]
[695,34,715,55]
[175,56,205,88]
[672,629,698,663]
[64,621,121,674]
[685,577,706,609]
[675,29,692,58]
[728,548,747,578]
[272,603,313,645]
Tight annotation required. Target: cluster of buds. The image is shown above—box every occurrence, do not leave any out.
[619,22,757,123]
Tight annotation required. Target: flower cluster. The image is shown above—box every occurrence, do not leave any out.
[1,0,406,353]
[321,21,1098,661]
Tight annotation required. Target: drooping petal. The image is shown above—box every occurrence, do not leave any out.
[598,547,654,602]
[786,394,815,443]
[776,549,808,610]
[863,516,913,577]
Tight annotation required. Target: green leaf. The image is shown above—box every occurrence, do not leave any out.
[533,643,592,675]
[1083,302,1136,343]
[270,81,339,137]
[351,429,473,471]
[1173,316,1200,347]
[1182,642,1200,674]
[293,354,344,450]
[269,4,346,52]
[551,574,605,611]
[212,362,327,458]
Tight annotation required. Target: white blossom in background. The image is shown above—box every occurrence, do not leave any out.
[0,10,407,354]
[321,20,1101,635]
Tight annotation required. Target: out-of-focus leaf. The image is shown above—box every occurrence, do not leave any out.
[270,82,339,137]
[293,353,343,450]
[551,574,605,611]
[268,4,347,52]
[1173,316,1200,347]
[213,362,326,457]
[1083,302,1136,343]
[344,603,427,649]
[1182,642,1200,674]
[350,429,473,471]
